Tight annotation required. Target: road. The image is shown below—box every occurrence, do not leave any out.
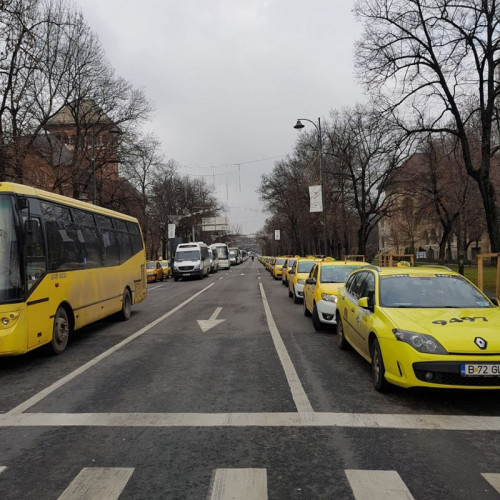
[1,259,499,499]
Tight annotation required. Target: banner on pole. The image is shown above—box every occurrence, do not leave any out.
[309,185,323,212]
[168,223,176,239]
[274,230,280,241]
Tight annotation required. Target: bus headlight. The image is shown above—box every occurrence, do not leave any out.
[2,317,9,326]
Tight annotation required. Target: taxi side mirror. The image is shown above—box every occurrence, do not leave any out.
[358,296,373,311]
[289,270,295,275]
[305,278,316,285]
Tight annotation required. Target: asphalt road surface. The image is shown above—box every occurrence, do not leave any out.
[1,259,499,499]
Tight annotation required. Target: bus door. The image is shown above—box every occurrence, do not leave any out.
[24,216,51,349]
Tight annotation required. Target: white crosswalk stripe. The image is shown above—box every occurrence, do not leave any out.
[57,467,134,500]
[345,469,415,500]
[210,468,267,500]
[482,473,500,493]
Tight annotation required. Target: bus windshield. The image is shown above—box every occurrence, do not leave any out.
[0,195,22,301]
[175,250,200,261]
[215,246,228,259]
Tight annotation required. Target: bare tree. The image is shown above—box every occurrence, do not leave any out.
[326,104,409,256]
[355,0,500,252]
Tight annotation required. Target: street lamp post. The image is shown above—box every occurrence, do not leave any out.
[91,129,96,204]
[294,117,328,256]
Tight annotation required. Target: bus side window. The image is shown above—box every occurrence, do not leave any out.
[23,216,46,289]
[73,209,102,268]
[95,215,120,267]
[127,222,144,255]
[41,202,81,270]
[113,219,133,263]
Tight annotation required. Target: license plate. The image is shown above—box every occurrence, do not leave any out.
[461,364,500,377]
[184,273,191,276]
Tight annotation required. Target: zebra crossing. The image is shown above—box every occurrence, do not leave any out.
[1,466,499,499]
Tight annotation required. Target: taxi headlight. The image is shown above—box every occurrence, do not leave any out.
[321,293,337,303]
[297,279,305,284]
[393,329,448,354]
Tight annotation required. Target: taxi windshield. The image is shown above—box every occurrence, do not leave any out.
[379,275,492,308]
[297,261,315,273]
[276,258,286,265]
[146,262,155,269]
[321,265,360,283]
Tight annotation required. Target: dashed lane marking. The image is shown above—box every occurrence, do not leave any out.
[345,470,415,500]
[210,468,267,500]
[482,473,500,493]
[57,467,134,500]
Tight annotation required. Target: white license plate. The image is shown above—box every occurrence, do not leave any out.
[461,364,500,377]
[184,273,191,276]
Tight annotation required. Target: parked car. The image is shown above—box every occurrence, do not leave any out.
[146,260,164,282]
[303,258,369,331]
[288,257,322,304]
[336,264,500,392]
[159,260,171,279]
[173,242,211,281]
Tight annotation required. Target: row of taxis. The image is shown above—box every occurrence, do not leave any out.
[146,260,172,282]
[261,255,500,392]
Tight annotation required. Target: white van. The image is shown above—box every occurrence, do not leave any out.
[211,243,230,270]
[173,242,211,281]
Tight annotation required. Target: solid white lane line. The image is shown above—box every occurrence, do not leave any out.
[57,467,134,500]
[482,473,500,493]
[6,283,215,417]
[345,470,415,500]
[0,466,6,474]
[5,412,498,431]
[210,468,267,500]
[259,283,314,415]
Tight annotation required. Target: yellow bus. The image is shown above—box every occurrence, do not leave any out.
[0,182,147,356]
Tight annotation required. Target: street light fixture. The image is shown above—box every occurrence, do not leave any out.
[294,117,328,256]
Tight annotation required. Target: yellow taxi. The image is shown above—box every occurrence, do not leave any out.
[282,257,298,287]
[336,264,500,392]
[146,260,165,282]
[303,258,369,331]
[271,257,288,280]
[288,256,322,303]
[159,259,172,279]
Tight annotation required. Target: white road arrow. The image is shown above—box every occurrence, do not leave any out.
[197,307,225,333]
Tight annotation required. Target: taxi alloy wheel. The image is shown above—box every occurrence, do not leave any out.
[293,288,301,304]
[337,317,348,350]
[370,338,390,392]
[289,288,293,298]
[303,300,311,317]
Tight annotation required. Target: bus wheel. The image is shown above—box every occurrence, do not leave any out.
[118,289,132,321]
[50,306,70,354]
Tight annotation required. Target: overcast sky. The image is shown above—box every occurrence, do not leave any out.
[74,0,365,234]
